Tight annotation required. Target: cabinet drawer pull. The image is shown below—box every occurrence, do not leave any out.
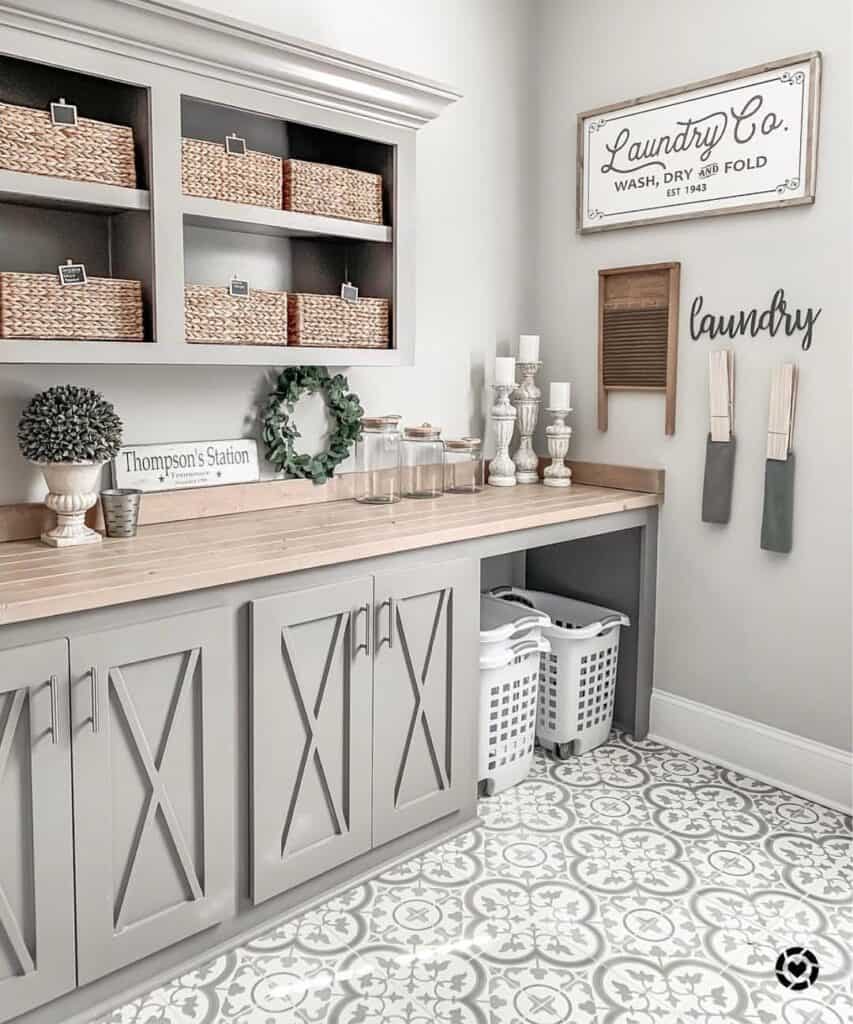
[49,673,59,745]
[351,603,370,659]
[90,667,100,734]
[377,597,395,649]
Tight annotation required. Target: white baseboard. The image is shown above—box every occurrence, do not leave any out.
[649,690,853,815]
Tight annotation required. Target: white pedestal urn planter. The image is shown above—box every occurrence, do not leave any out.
[17,385,123,549]
[34,461,104,547]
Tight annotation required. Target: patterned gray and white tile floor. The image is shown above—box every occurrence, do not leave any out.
[97,732,853,1024]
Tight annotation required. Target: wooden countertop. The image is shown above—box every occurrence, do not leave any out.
[0,484,661,625]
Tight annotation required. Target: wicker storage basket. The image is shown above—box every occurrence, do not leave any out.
[0,102,137,188]
[0,273,143,341]
[185,285,287,345]
[181,138,282,209]
[288,293,390,349]
[283,159,383,224]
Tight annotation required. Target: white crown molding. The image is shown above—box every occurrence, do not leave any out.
[0,0,461,129]
[650,689,853,815]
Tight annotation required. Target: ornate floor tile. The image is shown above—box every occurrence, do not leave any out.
[684,837,782,891]
[481,828,571,882]
[569,786,654,831]
[690,887,850,983]
[94,732,853,1024]
[478,777,574,834]
[486,964,601,1024]
[599,894,701,961]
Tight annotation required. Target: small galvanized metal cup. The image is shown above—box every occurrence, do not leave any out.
[100,489,142,538]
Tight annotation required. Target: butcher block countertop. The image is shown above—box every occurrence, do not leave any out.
[0,483,661,625]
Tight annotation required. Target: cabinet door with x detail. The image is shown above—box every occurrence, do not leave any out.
[70,608,233,984]
[372,558,478,848]
[251,577,374,904]
[0,639,75,1023]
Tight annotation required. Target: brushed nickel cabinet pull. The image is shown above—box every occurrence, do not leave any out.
[350,603,370,659]
[49,673,59,744]
[377,598,395,649]
[90,667,100,733]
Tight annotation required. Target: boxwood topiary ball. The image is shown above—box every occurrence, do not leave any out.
[18,385,123,464]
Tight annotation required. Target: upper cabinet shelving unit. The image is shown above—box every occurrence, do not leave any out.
[0,0,459,366]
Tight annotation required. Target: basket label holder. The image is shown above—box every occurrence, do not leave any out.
[58,259,87,286]
[50,98,78,127]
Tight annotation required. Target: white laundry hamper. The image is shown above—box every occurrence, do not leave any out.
[477,634,550,797]
[480,593,550,655]
[491,587,630,759]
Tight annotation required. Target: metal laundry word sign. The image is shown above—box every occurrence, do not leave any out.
[689,288,821,351]
[113,439,260,491]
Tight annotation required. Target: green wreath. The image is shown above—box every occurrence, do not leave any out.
[261,366,363,484]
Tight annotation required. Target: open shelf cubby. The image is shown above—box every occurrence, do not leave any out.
[179,96,396,351]
[0,53,155,345]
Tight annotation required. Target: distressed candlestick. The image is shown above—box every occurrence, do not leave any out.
[488,383,518,487]
[511,361,542,483]
[543,408,572,487]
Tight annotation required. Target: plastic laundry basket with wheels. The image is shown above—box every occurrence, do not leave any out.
[491,587,629,759]
[477,634,550,796]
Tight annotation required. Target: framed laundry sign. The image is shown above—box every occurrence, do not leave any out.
[577,52,821,233]
[113,439,260,492]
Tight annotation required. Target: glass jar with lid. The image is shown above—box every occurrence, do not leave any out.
[401,424,444,499]
[354,415,402,504]
[444,437,484,493]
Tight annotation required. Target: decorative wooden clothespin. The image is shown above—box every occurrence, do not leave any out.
[766,363,797,461]
[709,350,733,442]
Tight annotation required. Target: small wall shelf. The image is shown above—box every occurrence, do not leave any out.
[0,170,150,213]
[0,0,458,367]
[182,195,392,243]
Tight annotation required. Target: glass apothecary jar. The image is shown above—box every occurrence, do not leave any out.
[401,424,444,499]
[444,437,484,493]
[354,415,402,504]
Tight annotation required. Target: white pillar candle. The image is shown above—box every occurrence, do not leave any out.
[550,381,571,409]
[495,356,516,386]
[518,334,540,362]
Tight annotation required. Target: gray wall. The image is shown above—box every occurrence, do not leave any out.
[0,0,535,503]
[531,0,852,751]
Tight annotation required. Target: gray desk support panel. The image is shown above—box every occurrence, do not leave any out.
[0,505,657,1024]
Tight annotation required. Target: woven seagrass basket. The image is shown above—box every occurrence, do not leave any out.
[0,101,137,188]
[283,159,383,224]
[0,273,144,341]
[185,285,288,345]
[181,138,282,209]
[288,293,390,349]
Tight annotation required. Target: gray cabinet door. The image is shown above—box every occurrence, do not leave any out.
[251,577,373,904]
[70,608,233,985]
[372,558,478,847]
[0,639,75,1024]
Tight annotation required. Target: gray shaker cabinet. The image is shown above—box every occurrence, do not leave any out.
[0,639,75,1024]
[250,557,478,903]
[69,609,233,985]
[372,559,478,847]
[251,577,374,904]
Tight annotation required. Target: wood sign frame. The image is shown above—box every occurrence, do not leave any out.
[578,52,821,233]
[598,262,680,435]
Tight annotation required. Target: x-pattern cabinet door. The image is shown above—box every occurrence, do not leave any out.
[0,639,75,1024]
[70,608,233,985]
[372,558,478,847]
[251,577,373,904]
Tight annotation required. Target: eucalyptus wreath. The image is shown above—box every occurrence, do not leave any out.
[261,366,363,484]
